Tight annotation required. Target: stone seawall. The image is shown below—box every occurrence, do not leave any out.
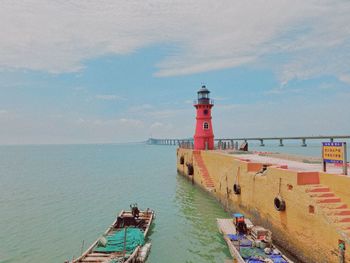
[177,148,350,263]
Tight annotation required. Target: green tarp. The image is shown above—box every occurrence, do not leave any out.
[94,228,145,253]
[239,247,266,259]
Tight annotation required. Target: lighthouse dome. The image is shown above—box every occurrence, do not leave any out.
[197,85,210,94]
[197,85,211,104]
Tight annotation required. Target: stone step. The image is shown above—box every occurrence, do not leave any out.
[309,192,335,198]
[338,225,350,231]
[334,210,350,216]
[319,203,348,209]
[193,153,215,188]
[307,187,331,193]
[315,197,341,203]
[203,180,214,185]
[334,217,350,223]
[329,211,350,221]
[326,209,350,216]
[332,222,350,234]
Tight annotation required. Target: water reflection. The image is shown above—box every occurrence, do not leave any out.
[174,174,231,262]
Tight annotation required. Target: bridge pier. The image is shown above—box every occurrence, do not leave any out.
[260,139,265,147]
[218,140,222,149]
[279,139,284,147]
[301,138,307,147]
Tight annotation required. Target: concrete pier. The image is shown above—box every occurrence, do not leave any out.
[177,148,350,263]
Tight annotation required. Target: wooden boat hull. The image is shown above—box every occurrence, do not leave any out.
[69,209,154,263]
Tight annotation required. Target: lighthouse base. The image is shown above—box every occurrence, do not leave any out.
[194,135,214,150]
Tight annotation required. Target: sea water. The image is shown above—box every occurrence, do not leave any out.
[1,142,349,263]
[0,144,230,263]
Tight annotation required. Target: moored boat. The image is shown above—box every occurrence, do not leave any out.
[67,205,154,263]
[217,213,293,263]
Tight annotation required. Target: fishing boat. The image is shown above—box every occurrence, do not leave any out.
[67,205,154,263]
[217,213,293,263]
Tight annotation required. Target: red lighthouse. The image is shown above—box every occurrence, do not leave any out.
[194,85,214,150]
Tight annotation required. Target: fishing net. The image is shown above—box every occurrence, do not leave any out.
[240,247,266,259]
[94,228,145,253]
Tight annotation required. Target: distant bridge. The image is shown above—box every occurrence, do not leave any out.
[146,138,193,146]
[147,135,350,147]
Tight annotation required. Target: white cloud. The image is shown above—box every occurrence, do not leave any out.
[95,94,124,101]
[1,89,349,144]
[213,92,350,138]
[147,108,191,119]
[77,117,143,128]
[215,104,242,111]
[339,74,350,85]
[118,118,143,127]
[149,121,174,137]
[0,1,349,84]
[128,104,154,113]
[150,122,164,129]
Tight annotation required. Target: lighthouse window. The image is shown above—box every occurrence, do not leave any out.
[203,109,208,115]
[203,122,209,130]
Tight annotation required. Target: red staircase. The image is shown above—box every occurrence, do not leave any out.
[306,185,350,236]
[193,151,215,189]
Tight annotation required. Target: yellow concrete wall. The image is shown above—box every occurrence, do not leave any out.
[176,148,193,177]
[177,148,350,263]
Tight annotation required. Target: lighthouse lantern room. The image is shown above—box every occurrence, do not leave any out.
[194,85,214,150]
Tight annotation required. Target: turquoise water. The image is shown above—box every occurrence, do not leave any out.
[0,144,230,263]
[1,142,348,263]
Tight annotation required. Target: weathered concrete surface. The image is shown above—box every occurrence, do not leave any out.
[177,148,350,263]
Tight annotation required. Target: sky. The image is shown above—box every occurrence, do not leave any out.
[0,0,349,144]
